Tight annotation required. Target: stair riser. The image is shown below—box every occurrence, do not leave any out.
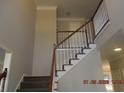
[17,89,49,92]
[23,78,49,82]
[21,83,49,89]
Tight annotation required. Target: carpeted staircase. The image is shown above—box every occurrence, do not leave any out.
[17,76,50,92]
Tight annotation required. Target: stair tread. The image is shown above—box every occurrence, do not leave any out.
[17,76,50,92]
[24,76,50,79]
[23,76,50,81]
[70,58,79,60]
[21,84,49,89]
[17,88,49,92]
[56,70,65,72]
[24,76,50,78]
[22,81,49,83]
[63,64,73,66]
[21,79,49,88]
[76,52,85,55]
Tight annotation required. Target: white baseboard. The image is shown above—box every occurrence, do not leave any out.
[14,74,26,92]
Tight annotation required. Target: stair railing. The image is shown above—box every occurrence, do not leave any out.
[91,0,109,38]
[49,47,56,91]
[49,0,109,91]
[55,21,95,71]
[0,68,8,92]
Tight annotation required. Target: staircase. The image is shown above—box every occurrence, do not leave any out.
[50,20,96,91]
[17,76,50,92]
[16,0,109,91]
[50,0,109,91]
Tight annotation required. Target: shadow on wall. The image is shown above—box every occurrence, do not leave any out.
[0,48,6,73]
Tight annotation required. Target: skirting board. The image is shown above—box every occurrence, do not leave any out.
[14,74,26,92]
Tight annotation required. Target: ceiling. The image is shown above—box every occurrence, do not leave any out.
[36,0,101,19]
[100,31,124,62]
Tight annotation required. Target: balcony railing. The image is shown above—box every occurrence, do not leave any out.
[93,0,109,36]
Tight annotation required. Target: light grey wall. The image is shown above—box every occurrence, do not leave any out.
[32,8,56,76]
[105,0,124,33]
[0,0,36,91]
[95,0,124,47]
[58,48,106,92]
[57,19,86,31]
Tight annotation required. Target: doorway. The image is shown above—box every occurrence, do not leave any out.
[100,31,124,92]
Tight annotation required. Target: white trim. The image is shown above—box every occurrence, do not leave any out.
[57,18,86,22]
[14,74,26,92]
[37,6,57,10]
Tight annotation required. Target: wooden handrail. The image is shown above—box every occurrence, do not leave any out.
[49,0,106,91]
[56,0,104,47]
[55,20,91,48]
[0,68,8,92]
[49,47,56,91]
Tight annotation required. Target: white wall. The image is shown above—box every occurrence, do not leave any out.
[32,8,56,76]
[95,0,124,47]
[104,0,124,34]
[0,0,36,91]
[109,55,124,92]
[57,18,86,31]
[58,48,106,92]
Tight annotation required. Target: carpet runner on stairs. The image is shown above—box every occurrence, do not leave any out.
[17,76,50,92]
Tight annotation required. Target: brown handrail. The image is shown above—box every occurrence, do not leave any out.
[49,47,56,91]
[55,20,91,48]
[0,68,8,92]
[56,0,104,49]
[49,0,106,91]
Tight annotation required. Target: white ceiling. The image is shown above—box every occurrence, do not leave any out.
[36,0,101,19]
[100,31,124,62]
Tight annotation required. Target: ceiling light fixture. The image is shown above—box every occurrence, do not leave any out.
[114,48,122,52]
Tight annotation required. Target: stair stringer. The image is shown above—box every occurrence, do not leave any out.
[55,44,96,81]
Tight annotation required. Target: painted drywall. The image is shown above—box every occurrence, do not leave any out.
[32,8,56,76]
[104,0,124,34]
[95,0,124,47]
[57,18,86,31]
[0,0,36,91]
[109,55,124,92]
[58,48,106,92]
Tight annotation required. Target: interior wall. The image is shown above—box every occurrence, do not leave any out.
[104,0,124,34]
[0,0,36,91]
[102,59,112,76]
[32,8,56,76]
[101,59,114,92]
[109,55,124,92]
[58,48,106,92]
[95,0,124,48]
[57,19,86,31]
